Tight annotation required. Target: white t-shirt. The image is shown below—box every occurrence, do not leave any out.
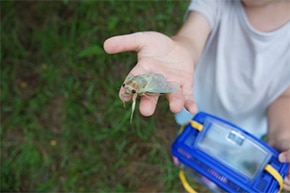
[175,0,290,138]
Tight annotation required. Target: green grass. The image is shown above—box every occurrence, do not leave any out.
[1,1,193,192]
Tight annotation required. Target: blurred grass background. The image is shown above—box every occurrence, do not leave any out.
[1,0,193,192]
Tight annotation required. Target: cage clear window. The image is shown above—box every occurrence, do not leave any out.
[196,118,270,179]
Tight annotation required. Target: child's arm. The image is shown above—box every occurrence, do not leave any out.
[267,87,290,152]
[104,11,211,116]
[267,86,290,191]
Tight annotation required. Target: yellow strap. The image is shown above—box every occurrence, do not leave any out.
[178,123,187,135]
[264,164,284,193]
[190,120,203,131]
[179,170,198,193]
[178,121,202,193]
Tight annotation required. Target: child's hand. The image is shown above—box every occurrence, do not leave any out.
[279,150,290,190]
[104,32,198,116]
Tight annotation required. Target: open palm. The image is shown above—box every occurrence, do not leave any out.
[104,31,197,116]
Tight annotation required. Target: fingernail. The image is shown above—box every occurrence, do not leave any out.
[279,153,287,163]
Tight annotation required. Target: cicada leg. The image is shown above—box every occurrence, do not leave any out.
[141,92,160,105]
[130,93,138,124]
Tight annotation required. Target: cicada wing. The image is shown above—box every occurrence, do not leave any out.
[143,73,179,94]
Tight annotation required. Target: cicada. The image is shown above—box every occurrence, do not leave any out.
[121,73,179,123]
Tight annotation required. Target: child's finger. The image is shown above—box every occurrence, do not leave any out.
[166,90,184,113]
[119,86,132,102]
[283,174,290,191]
[103,32,146,54]
[139,95,159,117]
[181,83,198,114]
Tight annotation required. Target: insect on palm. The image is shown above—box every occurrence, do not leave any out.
[121,73,179,123]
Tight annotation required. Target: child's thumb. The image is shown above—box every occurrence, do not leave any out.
[279,151,290,163]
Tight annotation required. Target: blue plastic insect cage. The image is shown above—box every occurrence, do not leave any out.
[171,112,289,193]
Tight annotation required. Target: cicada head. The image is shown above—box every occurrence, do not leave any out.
[122,80,140,96]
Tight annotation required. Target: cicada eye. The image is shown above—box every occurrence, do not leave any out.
[131,89,136,94]
[122,83,126,87]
